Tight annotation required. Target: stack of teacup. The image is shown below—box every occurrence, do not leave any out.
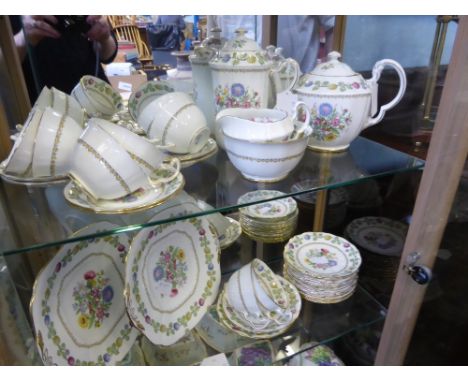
[217,259,301,339]
[68,118,180,202]
[237,190,299,243]
[283,232,362,304]
[136,91,211,155]
[1,86,85,179]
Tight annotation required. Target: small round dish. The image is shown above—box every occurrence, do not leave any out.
[164,138,218,168]
[344,216,408,257]
[127,80,175,122]
[237,190,297,220]
[219,217,242,249]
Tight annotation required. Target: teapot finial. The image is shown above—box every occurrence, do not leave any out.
[235,28,247,37]
[327,51,342,61]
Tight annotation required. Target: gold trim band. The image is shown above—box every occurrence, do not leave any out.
[77,139,131,194]
[160,103,196,145]
[226,150,303,163]
[50,115,67,176]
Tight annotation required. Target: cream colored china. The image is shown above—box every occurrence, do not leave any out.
[189,46,217,133]
[72,75,123,118]
[35,86,52,109]
[89,118,180,180]
[215,102,310,149]
[127,80,174,122]
[209,28,300,112]
[222,126,311,182]
[69,124,152,200]
[32,107,82,177]
[50,87,85,126]
[3,107,43,175]
[293,51,407,152]
[142,92,210,154]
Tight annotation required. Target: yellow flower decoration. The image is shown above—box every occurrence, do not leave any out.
[176,249,185,261]
[78,314,89,329]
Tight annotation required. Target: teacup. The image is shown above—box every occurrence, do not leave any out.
[3,107,43,175]
[72,75,122,118]
[51,87,85,126]
[69,124,174,200]
[88,118,180,179]
[32,107,83,177]
[140,92,210,154]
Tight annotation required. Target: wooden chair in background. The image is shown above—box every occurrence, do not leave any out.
[112,23,153,64]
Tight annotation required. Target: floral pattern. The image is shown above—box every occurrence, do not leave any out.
[310,103,352,142]
[153,246,188,298]
[214,83,261,110]
[83,76,122,110]
[303,345,343,366]
[72,270,114,329]
[128,82,174,119]
[237,342,273,366]
[298,76,368,92]
[304,248,338,270]
[37,232,133,365]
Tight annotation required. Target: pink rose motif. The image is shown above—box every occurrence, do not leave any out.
[170,288,178,297]
[84,271,96,280]
[352,82,360,89]
[117,244,125,252]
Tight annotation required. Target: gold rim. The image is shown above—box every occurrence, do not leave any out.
[64,175,185,214]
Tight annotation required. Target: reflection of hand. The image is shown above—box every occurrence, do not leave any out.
[86,16,111,44]
[22,15,61,46]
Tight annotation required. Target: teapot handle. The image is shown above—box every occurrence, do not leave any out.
[365,59,407,129]
[272,58,300,92]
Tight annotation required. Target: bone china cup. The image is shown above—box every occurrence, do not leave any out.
[142,92,210,154]
[69,124,151,200]
[32,107,83,177]
[88,118,179,178]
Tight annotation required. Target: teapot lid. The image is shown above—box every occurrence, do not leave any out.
[310,51,357,77]
[221,28,261,53]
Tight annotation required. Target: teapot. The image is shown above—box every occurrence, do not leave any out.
[293,51,407,152]
[209,28,300,113]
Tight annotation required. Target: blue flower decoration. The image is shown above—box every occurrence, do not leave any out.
[319,103,333,116]
[231,83,245,97]
[222,54,231,62]
[102,285,114,303]
[153,265,164,282]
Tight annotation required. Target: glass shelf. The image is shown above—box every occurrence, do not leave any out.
[0,137,424,257]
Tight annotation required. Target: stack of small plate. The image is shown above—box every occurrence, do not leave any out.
[237,190,298,243]
[283,232,362,304]
[344,216,407,281]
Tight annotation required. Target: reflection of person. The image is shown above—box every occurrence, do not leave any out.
[12,16,117,101]
[156,15,186,45]
[277,16,335,73]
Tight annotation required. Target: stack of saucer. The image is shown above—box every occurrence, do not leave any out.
[344,217,407,281]
[217,259,301,339]
[237,190,298,243]
[283,232,362,304]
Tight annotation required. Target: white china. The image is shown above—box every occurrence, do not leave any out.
[127,80,175,122]
[209,28,300,112]
[64,166,184,214]
[189,46,217,133]
[35,86,52,109]
[72,75,123,118]
[51,87,86,126]
[89,118,180,179]
[32,107,83,177]
[195,305,255,354]
[30,222,138,365]
[223,127,311,182]
[215,102,310,149]
[141,92,210,155]
[124,216,221,346]
[238,190,297,219]
[2,107,43,176]
[293,51,407,152]
[165,138,218,168]
[344,216,408,257]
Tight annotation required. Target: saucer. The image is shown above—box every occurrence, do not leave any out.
[127,81,175,122]
[238,190,297,220]
[30,222,138,365]
[110,101,146,136]
[219,217,242,250]
[63,171,185,214]
[0,160,68,186]
[164,138,218,168]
